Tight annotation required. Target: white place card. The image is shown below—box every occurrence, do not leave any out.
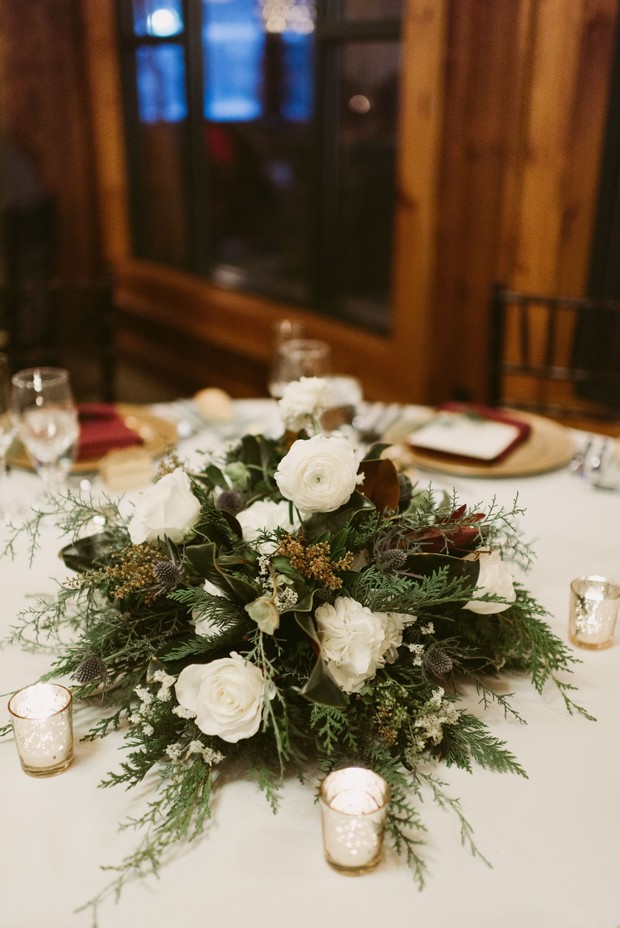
[410,412,523,462]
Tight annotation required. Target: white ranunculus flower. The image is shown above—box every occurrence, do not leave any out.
[192,579,229,637]
[236,499,300,552]
[274,434,363,513]
[278,377,333,432]
[315,597,410,694]
[128,468,201,544]
[463,550,517,614]
[175,653,267,743]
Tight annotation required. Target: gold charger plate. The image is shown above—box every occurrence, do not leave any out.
[399,410,575,478]
[9,403,178,475]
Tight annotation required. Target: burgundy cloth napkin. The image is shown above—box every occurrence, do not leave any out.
[77,404,143,461]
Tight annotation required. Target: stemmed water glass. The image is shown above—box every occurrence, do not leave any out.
[268,337,332,399]
[10,367,79,496]
[0,354,18,518]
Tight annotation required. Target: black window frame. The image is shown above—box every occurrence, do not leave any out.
[117,0,402,332]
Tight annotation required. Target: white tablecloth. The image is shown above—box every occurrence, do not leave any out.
[1,401,619,928]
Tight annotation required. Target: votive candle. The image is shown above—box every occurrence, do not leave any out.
[569,576,620,649]
[319,767,390,874]
[8,683,73,776]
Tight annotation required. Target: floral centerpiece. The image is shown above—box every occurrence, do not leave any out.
[3,378,588,912]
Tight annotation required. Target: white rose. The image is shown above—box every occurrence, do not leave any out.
[175,653,267,743]
[315,597,409,694]
[274,434,363,512]
[193,579,229,637]
[128,468,201,544]
[463,550,517,614]
[236,499,300,552]
[278,377,333,432]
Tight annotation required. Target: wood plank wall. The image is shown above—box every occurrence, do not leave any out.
[430,0,618,403]
[2,0,104,278]
[1,0,618,404]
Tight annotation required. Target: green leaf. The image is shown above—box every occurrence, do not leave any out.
[303,491,375,542]
[294,611,346,707]
[405,552,479,584]
[300,656,347,707]
[59,532,119,572]
[193,463,228,489]
[185,542,258,603]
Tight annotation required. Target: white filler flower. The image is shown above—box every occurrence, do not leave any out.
[274,433,362,512]
[128,468,201,544]
[463,550,517,614]
[175,653,267,743]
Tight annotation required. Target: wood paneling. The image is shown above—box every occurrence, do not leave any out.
[431,0,535,403]
[2,0,103,278]
[431,0,617,405]
[392,0,447,402]
[2,0,618,404]
[81,0,131,265]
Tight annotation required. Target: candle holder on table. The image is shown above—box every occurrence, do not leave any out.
[8,683,73,776]
[569,576,620,649]
[319,767,390,875]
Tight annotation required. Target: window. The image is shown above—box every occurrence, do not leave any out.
[118,0,402,334]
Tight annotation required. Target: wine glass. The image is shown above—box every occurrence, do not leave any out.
[268,337,332,399]
[10,367,79,496]
[0,354,18,518]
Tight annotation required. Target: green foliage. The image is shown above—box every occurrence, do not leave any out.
[0,414,591,917]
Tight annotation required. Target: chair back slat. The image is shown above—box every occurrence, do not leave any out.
[489,283,620,431]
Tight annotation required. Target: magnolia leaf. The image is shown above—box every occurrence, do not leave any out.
[405,552,479,583]
[185,542,258,603]
[299,657,347,707]
[59,532,119,572]
[358,457,400,513]
[303,490,375,542]
[363,442,390,460]
[295,611,321,648]
[185,541,218,577]
[293,612,346,706]
[192,463,227,489]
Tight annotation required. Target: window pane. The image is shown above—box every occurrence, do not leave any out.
[133,0,184,37]
[203,1,265,121]
[341,0,402,19]
[202,0,316,303]
[339,41,400,333]
[136,44,187,123]
[133,44,191,265]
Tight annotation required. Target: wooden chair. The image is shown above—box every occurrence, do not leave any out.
[488,283,620,433]
[0,277,117,402]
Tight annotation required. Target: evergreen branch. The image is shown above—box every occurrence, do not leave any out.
[79,757,215,924]
[415,768,491,867]
[439,713,528,777]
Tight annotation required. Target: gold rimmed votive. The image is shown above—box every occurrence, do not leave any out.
[8,683,73,776]
[569,576,620,649]
[319,767,390,874]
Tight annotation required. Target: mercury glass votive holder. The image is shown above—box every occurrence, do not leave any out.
[569,576,620,649]
[319,767,390,874]
[8,682,73,776]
